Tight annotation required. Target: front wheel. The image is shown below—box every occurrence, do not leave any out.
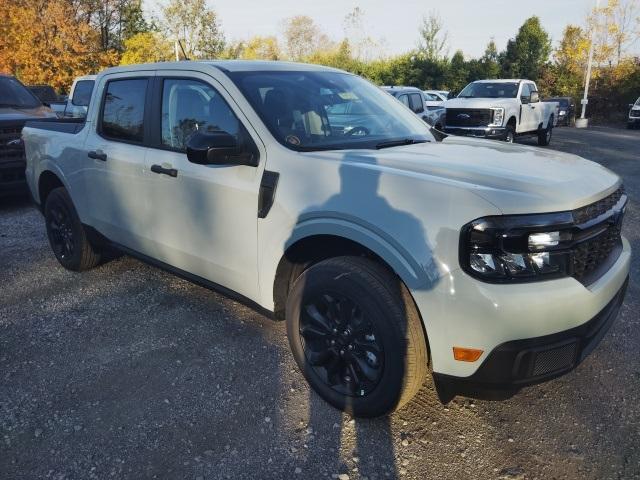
[538,119,553,146]
[503,125,515,143]
[286,256,429,417]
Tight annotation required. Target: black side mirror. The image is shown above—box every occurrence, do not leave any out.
[186,131,258,167]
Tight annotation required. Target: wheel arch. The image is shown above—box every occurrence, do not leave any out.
[38,170,66,209]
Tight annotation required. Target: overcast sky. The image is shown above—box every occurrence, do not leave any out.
[147,0,626,59]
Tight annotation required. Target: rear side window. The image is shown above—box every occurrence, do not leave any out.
[397,94,410,107]
[72,80,94,106]
[161,78,239,151]
[101,79,147,143]
[409,93,424,113]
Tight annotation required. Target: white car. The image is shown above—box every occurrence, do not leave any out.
[628,96,640,129]
[22,61,630,417]
[62,75,96,118]
[423,90,448,110]
[444,79,559,145]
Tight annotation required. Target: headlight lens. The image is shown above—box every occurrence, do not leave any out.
[460,213,574,282]
[490,108,504,126]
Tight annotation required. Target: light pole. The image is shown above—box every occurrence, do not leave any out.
[576,0,600,128]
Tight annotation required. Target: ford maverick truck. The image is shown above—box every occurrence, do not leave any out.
[444,79,559,145]
[23,61,630,416]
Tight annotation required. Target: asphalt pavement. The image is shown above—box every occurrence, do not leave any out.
[1,125,639,480]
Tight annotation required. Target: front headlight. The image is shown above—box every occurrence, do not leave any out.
[490,108,504,126]
[559,110,566,115]
[460,212,575,282]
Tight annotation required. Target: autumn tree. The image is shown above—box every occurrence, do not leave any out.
[163,0,225,59]
[120,32,174,65]
[238,36,281,60]
[0,0,117,92]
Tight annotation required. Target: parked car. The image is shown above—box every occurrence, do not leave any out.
[23,61,630,416]
[381,86,431,123]
[628,97,640,129]
[63,75,96,118]
[423,90,447,110]
[443,79,559,145]
[0,74,56,197]
[27,84,67,117]
[545,96,574,126]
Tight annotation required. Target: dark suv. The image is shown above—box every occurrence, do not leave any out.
[0,74,56,196]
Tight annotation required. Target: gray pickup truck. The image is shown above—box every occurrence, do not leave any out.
[0,73,56,196]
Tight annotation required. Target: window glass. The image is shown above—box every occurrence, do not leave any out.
[0,76,41,108]
[398,94,410,107]
[459,82,519,99]
[161,78,240,151]
[521,83,532,98]
[409,93,424,113]
[101,79,147,142]
[73,80,94,106]
[424,93,439,101]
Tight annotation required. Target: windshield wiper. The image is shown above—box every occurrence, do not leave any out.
[375,138,428,150]
[0,103,33,108]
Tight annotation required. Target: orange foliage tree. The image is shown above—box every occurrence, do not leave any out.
[0,0,119,92]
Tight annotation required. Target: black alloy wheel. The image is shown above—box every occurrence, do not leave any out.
[299,292,385,397]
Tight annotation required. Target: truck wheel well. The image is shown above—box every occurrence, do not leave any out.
[38,171,64,208]
[507,117,517,127]
[273,235,388,319]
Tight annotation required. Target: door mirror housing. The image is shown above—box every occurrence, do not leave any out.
[186,131,258,167]
[530,91,540,103]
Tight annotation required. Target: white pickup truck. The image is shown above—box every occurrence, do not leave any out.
[23,61,630,417]
[444,79,559,145]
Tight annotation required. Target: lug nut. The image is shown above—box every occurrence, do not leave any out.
[348,344,354,350]
[330,339,336,345]
[340,349,345,355]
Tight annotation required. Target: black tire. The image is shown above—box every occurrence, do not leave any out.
[504,125,515,143]
[286,256,428,417]
[44,187,101,271]
[538,118,553,146]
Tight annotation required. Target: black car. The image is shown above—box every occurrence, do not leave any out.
[0,74,56,197]
[546,96,574,126]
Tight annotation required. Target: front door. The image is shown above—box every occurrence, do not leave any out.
[144,73,264,300]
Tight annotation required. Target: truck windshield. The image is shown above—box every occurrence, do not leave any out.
[228,70,432,151]
[0,76,42,108]
[458,82,519,99]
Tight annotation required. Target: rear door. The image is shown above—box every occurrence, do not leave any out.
[143,71,264,300]
[82,72,155,254]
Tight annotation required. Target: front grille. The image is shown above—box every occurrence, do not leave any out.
[445,108,492,127]
[532,342,577,376]
[570,187,626,284]
[630,109,640,118]
[0,124,26,163]
[573,187,624,224]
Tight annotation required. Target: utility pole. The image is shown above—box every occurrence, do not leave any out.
[175,40,180,61]
[576,0,600,128]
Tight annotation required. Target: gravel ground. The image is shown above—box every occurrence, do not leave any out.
[1,125,639,480]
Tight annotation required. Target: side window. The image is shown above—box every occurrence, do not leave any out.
[520,83,532,99]
[424,93,438,101]
[161,78,240,151]
[101,79,147,143]
[409,93,424,113]
[72,80,94,106]
[398,94,410,107]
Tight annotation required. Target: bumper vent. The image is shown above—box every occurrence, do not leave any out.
[532,342,577,376]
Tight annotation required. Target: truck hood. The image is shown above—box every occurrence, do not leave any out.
[0,105,56,121]
[312,136,620,215]
[444,97,516,110]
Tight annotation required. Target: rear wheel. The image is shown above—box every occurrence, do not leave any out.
[285,256,428,417]
[538,118,553,146]
[44,187,101,271]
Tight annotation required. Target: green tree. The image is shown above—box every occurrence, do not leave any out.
[163,0,225,59]
[500,16,551,80]
[446,50,469,92]
[417,11,449,61]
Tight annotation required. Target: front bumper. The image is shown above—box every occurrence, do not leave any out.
[628,116,640,126]
[0,159,27,197]
[443,126,506,139]
[433,277,628,402]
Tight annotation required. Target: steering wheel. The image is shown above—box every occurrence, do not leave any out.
[345,126,370,137]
